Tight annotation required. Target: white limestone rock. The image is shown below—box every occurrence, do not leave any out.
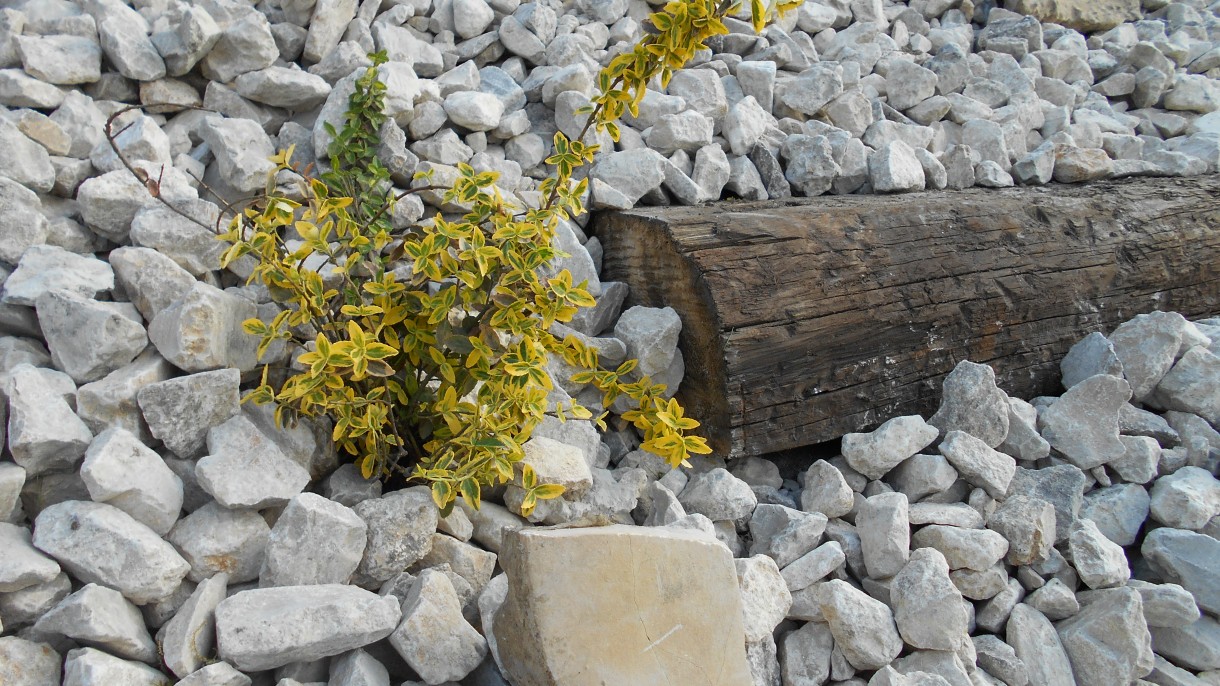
[6,363,93,477]
[80,427,183,536]
[1154,347,1220,427]
[157,573,228,679]
[1037,374,1130,470]
[260,492,367,587]
[2,245,113,307]
[62,647,169,686]
[870,140,926,192]
[801,460,855,519]
[75,167,164,243]
[150,4,221,77]
[780,541,845,592]
[1067,518,1129,589]
[304,0,359,63]
[389,569,488,683]
[137,368,241,459]
[887,59,938,111]
[911,524,1009,572]
[1006,603,1076,686]
[678,467,758,522]
[645,109,714,153]
[167,502,270,584]
[0,523,61,593]
[0,110,55,194]
[1149,466,1220,531]
[929,360,1011,447]
[201,11,278,83]
[215,584,401,672]
[748,504,827,569]
[196,414,310,510]
[891,547,970,652]
[937,430,1016,499]
[90,113,171,175]
[354,487,438,584]
[588,148,666,205]
[199,116,276,194]
[842,415,939,481]
[1056,587,1154,686]
[0,636,62,686]
[856,491,910,580]
[816,578,903,670]
[0,177,47,264]
[234,66,331,110]
[32,500,190,604]
[32,583,158,664]
[986,494,1055,566]
[35,290,147,384]
[148,282,260,373]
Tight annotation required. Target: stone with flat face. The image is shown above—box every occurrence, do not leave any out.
[215,585,401,672]
[389,569,487,683]
[196,415,309,509]
[1143,527,1220,616]
[260,493,366,588]
[816,578,904,670]
[891,547,969,652]
[1057,587,1153,686]
[32,500,189,604]
[1037,374,1130,470]
[80,427,183,536]
[0,636,61,686]
[1149,616,1220,671]
[137,368,241,459]
[62,647,169,686]
[1006,604,1076,686]
[32,583,158,664]
[494,524,753,685]
[842,415,939,480]
[929,360,1010,447]
[0,523,60,592]
[158,573,228,679]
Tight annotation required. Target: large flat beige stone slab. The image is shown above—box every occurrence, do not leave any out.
[494,524,751,686]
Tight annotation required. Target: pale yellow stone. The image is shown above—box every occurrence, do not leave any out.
[1004,0,1139,32]
[494,524,752,686]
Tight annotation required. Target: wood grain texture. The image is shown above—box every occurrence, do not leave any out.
[592,176,1220,458]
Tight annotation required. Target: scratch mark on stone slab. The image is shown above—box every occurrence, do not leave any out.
[642,624,683,653]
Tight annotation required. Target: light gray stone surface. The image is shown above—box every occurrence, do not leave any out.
[32,500,190,604]
[1058,587,1154,686]
[260,493,367,587]
[354,487,438,584]
[157,572,228,679]
[857,491,910,580]
[80,427,182,536]
[167,501,270,584]
[817,578,903,671]
[890,547,969,651]
[32,583,158,664]
[842,415,939,480]
[215,584,402,672]
[929,361,1011,447]
[0,523,60,593]
[1143,527,1220,616]
[196,415,310,509]
[1006,603,1076,686]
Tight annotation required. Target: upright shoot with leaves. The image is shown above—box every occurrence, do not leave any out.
[222,0,794,517]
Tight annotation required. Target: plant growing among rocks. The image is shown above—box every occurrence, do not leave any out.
[218,0,796,515]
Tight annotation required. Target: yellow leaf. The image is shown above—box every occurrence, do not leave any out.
[532,483,565,500]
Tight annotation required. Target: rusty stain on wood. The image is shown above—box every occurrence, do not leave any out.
[592,176,1220,458]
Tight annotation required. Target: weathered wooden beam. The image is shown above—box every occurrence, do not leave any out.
[592,176,1220,459]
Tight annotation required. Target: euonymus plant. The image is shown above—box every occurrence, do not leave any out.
[220,0,794,516]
